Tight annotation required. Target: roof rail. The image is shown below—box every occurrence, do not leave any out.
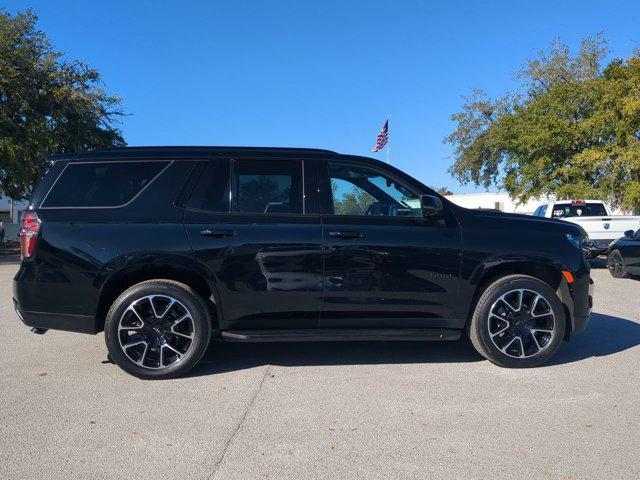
[87,146,338,155]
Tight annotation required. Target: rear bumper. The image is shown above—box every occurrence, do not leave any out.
[13,262,99,334]
[13,298,98,334]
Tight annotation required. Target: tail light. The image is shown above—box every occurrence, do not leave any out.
[20,211,41,259]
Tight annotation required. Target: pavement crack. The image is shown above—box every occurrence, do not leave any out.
[206,365,271,480]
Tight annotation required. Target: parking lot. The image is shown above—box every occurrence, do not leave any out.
[1,259,639,480]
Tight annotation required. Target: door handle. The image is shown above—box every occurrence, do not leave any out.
[200,229,236,238]
[328,231,364,240]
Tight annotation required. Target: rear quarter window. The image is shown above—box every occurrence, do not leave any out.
[41,161,170,208]
[29,160,69,207]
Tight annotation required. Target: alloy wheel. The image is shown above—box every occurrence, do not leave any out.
[609,252,624,277]
[118,295,195,369]
[487,288,555,359]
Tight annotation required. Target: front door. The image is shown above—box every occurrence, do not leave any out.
[184,157,323,330]
[621,229,640,274]
[318,160,462,329]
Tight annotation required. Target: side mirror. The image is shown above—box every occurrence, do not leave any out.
[624,229,635,238]
[420,195,443,218]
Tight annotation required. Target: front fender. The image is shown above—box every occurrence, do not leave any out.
[468,253,569,288]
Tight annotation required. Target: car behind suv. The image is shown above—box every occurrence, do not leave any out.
[13,147,593,379]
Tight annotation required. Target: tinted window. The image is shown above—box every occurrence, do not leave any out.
[30,160,69,207]
[551,203,607,218]
[42,161,169,208]
[328,162,421,216]
[330,178,376,215]
[233,159,303,214]
[187,160,230,212]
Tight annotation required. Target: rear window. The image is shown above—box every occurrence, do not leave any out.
[233,159,303,214]
[551,203,607,218]
[42,161,169,208]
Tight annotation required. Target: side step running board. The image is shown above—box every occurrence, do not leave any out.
[221,328,461,343]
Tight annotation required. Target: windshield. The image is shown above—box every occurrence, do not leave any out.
[551,203,607,218]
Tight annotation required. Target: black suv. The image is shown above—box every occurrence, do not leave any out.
[13,147,593,379]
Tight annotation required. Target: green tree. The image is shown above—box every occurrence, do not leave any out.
[445,35,640,212]
[0,9,125,200]
[331,179,375,215]
[432,186,453,196]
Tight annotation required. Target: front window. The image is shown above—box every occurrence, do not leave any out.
[328,162,422,217]
[551,203,607,218]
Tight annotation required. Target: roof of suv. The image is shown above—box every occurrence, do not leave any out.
[46,146,341,162]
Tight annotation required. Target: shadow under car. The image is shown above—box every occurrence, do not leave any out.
[181,312,640,377]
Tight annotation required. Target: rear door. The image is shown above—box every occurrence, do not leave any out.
[317,159,463,329]
[184,156,324,330]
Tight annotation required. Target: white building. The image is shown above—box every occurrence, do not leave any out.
[445,192,543,214]
[445,192,624,215]
[0,197,29,224]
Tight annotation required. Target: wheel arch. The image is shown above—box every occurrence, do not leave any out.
[466,259,571,339]
[94,255,221,333]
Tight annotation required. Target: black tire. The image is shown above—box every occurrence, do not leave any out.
[469,274,566,368]
[607,250,628,278]
[104,280,211,380]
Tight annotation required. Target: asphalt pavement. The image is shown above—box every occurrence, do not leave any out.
[1,259,639,480]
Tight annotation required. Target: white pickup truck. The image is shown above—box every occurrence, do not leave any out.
[532,200,640,256]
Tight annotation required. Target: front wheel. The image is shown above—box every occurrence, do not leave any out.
[607,250,628,278]
[105,280,211,379]
[468,275,566,368]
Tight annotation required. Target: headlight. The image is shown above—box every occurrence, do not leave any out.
[566,233,590,250]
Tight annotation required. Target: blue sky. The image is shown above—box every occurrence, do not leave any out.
[5,1,640,192]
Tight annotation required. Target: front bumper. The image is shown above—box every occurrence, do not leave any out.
[588,247,608,258]
[557,273,594,335]
[572,315,591,333]
[588,239,614,257]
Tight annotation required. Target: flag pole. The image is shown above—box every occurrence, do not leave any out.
[386,113,390,164]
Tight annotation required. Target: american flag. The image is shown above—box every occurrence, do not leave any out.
[372,120,389,152]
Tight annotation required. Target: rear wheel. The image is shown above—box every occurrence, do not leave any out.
[469,275,565,368]
[105,280,211,379]
[607,250,628,278]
